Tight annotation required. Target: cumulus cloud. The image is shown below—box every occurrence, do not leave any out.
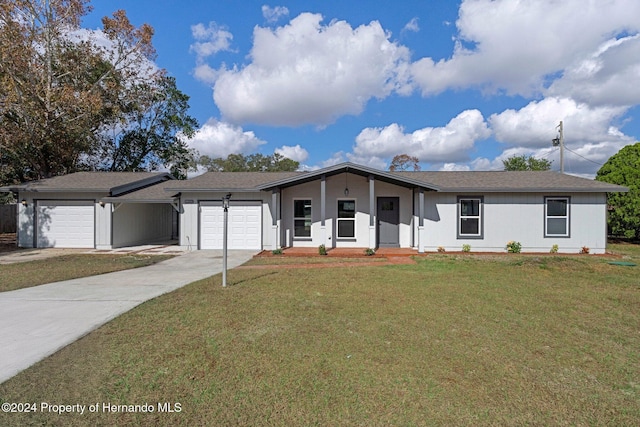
[352,109,491,164]
[275,144,309,162]
[485,97,635,176]
[262,5,289,23]
[190,22,233,83]
[409,0,640,97]
[489,97,631,148]
[186,118,266,158]
[547,34,640,106]
[190,22,233,58]
[213,13,411,126]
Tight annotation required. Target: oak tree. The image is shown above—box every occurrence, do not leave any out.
[389,154,421,171]
[0,1,197,184]
[596,143,640,239]
[502,155,552,171]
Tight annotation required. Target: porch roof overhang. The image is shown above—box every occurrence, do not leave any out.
[101,180,180,204]
[256,162,440,191]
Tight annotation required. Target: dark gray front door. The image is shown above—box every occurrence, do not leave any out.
[377,197,400,247]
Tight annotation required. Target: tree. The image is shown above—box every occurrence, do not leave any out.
[90,75,198,179]
[502,155,552,171]
[596,143,640,239]
[0,1,197,184]
[389,154,421,171]
[199,153,299,172]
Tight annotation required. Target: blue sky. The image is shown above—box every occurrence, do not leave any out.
[83,0,640,177]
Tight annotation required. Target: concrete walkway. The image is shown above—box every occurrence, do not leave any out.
[0,250,255,384]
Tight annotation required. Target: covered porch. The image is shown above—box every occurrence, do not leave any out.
[258,163,436,252]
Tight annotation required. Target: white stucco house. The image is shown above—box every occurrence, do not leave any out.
[1,162,628,254]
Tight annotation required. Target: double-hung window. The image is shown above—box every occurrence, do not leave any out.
[458,197,483,238]
[337,199,356,238]
[545,197,570,237]
[294,199,312,238]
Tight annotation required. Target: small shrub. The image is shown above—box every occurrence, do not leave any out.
[318,244,327,255]
[364,248,376,256]
[272,248,283,255]
[580,246,590,254]
[550,244,559,254]
[437,246,446,253]
[506,241,522,253]
[462,244,471,253]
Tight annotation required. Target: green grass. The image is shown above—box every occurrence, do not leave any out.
[0,254,174,292]
[0,247,638,426]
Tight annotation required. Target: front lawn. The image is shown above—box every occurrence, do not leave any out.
[0,254,173,292]
[0,248,638,426]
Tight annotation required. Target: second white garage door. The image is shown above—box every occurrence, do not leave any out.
[36,200,95,248]
[200,201,262,250]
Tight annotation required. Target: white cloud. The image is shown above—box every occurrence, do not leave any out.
[547,34,640,106]
[352,109,491,164]
[489,97,631,148]
[262,5,289,23]
[193,63,220,85]
[485,97,635,176]
[402,17,420,33]
[440,163,470,171]
[213,13,411,126]
[190,22,233,58]
[409,0,640,97]
[186,118,266,158]
[275,144,308,162]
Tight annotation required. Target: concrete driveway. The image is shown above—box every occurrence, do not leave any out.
[0,250,256,384]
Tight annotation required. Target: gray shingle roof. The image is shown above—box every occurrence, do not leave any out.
[2,164,627,200]
[171,171,303,191]
[393,170,627,192]
[2,172,171,195]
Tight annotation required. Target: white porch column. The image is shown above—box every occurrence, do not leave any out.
[320,174,328,246]
[271,189,280,249]
[368,175,376,248]
[418,189,426,253]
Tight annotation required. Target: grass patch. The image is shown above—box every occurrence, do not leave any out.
[0,254,173,292]
[609,242,640,260]
[0,247,638,425]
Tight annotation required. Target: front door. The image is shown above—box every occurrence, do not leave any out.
[377,197,400,247]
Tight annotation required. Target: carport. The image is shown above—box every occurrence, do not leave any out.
[2,172,175,250]
[100,180,182,249]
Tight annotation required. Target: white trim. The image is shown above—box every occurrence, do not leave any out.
[545,196,570,237]
[458,197,483,238]
[337,198,356,239]
[293,198,312,239]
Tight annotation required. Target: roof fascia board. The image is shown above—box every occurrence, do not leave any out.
[437,187,629,193]
[101,197,179,204]
[110,173,173,196]
[169,188,264,193]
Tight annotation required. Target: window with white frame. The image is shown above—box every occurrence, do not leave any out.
[293,199,312,238]
[337,199,356,238]
[458,197,482,238]
[545,197,570,237]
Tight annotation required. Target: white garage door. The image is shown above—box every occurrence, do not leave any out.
[200,201,262,250]
[36,200,95,248]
